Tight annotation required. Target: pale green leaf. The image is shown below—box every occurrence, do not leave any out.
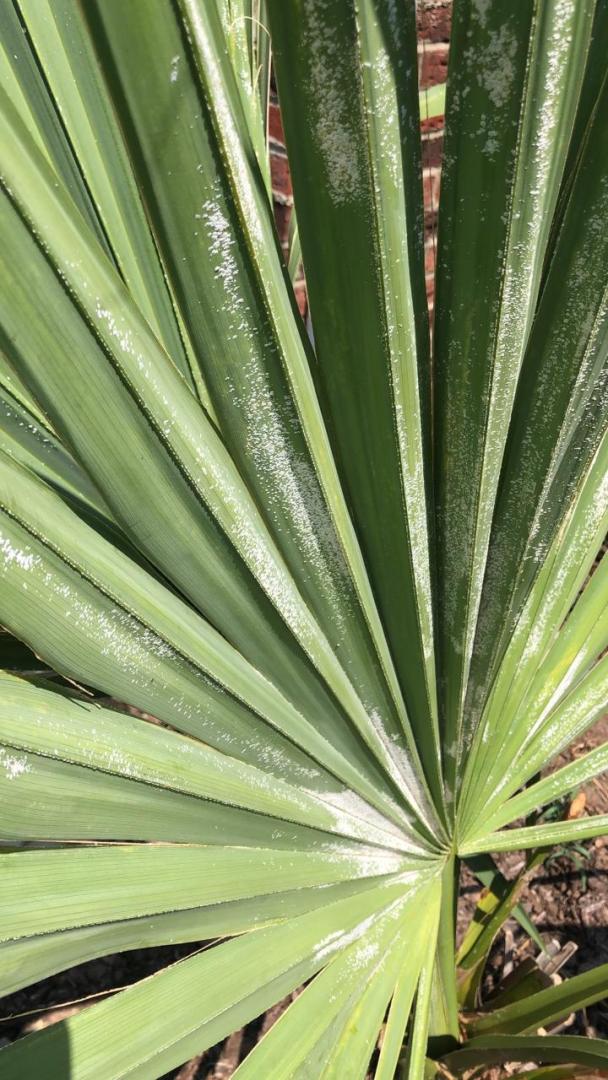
[0,878,380,998]
[0,845,417,942]
[0,874,437,1079]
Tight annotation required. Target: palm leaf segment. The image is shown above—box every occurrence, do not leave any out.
[0,0,606,1076]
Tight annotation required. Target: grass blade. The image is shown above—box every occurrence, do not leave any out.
[442,1035,608,1072]
[467,961,608,1036]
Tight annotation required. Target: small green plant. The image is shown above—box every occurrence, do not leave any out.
[535,792,593,891]
[545,843,592,893]
[0,0,607,1077]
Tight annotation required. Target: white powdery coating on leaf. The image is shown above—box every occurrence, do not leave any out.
[529,676,608,765]
[520,458,607,676]
[0,748,31,781]
[185,3,263,247]
[393,392,434,661]
[240,356,351,635]
[200,195,351,629]
[304,0,362,205]
[94,283,308,644]
[476,23,518,110]
[199,199,242,299]
[370,714,436,833]
[453,1,583,740]
[365,48,400,186]
[313,875,432,965]
[0,535,38,572]
[39,568,213,718]
[198,196,372,687]
[472,0,491,27]
[313,911,379,965]
[36,566,316,783]
[345,934,382,973]
[312,786,412,846]
[169,55,180,84]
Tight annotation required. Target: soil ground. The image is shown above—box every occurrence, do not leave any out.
[1,719,606,1077]
[474,716,608,1042]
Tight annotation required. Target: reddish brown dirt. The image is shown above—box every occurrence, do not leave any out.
[466,717,608,1043]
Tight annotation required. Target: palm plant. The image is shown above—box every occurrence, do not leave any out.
[0,0,607,1075]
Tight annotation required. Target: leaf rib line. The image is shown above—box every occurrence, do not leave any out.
[176,0,414,754]
[450,0,543,774]
[352,6,442,782]
[0,499,415,846]
[0,733,409,854]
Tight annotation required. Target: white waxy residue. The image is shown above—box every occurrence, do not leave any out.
[475,23,517,111]
[304,0,362,205]
[0,535,38,572]
[472,0,491,28]
[1,748,31,781]
[169,55,180,84]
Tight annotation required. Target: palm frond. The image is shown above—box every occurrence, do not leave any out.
[0,0,606,1075]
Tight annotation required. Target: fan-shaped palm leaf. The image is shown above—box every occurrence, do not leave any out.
[0,1,606,1076]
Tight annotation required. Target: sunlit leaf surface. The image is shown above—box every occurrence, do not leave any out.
[0,0,605,1076]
